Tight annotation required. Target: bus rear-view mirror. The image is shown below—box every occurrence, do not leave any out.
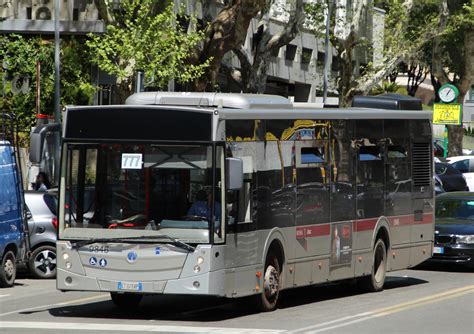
[226,158,243,190]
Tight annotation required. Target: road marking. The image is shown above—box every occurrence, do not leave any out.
[0,294,109,318]
[290,285,474,333]
[0,321,285,333]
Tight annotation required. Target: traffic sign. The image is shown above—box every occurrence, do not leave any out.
[433,103,462,125]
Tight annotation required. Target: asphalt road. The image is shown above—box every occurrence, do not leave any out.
[0,263,473,333]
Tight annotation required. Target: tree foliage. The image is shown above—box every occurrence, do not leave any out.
[0,35,94,133]
[89,0,210,101]
[306,0,438,106]
[431,0,474,156]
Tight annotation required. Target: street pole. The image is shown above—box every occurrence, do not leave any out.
[53,0,61,186]
[54,0,60,123]
[323,0,332,105]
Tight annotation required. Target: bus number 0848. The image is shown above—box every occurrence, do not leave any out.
[88,246,110,253]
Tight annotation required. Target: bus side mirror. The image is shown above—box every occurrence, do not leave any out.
[226,158,243,190]
[29,123,61,164]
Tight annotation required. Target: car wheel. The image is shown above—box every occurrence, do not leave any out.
[360,239,387,292]
[29,245,57,279]
[0,251,17,288]
[110,292,143,308]
[257,253,281,312]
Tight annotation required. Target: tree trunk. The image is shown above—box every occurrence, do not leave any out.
[193,0,266,91]
[115,81,133,104]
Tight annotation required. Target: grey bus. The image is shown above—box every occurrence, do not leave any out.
[56,92,434,311]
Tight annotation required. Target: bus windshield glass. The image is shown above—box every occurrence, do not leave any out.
[60,143,224,244]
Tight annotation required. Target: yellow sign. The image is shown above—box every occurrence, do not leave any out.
[433,103,462,125]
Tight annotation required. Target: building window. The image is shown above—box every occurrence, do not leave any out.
[301,48,313,65]
[470,85,474,101]
[286,44,297,61]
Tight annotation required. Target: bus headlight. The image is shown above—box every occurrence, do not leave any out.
[193,265,201,273]
[197,256,204,265]
[63,253,70,260]
[65,262,72,269]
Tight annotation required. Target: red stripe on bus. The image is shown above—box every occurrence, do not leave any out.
[353,218,377,232]
[296,212,433,239]
[296,224,330,239]
[415,212,434,225]
[388,215,414,227]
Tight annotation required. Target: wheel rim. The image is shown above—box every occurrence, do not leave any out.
[374,244,386,283]
[4,257,15,279]
[34,250,57,276]
[263,264,279,299]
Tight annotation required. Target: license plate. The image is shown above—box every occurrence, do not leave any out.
[117,281,142,291]
[433,246,444,254]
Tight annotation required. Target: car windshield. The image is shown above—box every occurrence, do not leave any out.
[435,198,474,221]
[60,143,224,244]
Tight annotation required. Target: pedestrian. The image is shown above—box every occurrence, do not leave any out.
[33,172,51,192]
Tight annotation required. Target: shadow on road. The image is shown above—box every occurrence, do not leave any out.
[412,261,474,273]
[42,275,428,322]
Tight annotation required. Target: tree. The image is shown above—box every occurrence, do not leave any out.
[89,0,210,102]
[0,35,94,133]
[224,0,306,93]
[305,0,438,106]
[431,0,474,156]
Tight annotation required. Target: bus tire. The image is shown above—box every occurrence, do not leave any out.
[110,292,143,308]
[360,238,387,292]
[257,253,281,312]
[0,251,16,288]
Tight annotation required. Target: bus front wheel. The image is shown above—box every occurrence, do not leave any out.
[257,254,281,312]
[360,238,387,292]
[110,292,143,308]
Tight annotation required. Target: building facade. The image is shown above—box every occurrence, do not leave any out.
[1,0,384,103]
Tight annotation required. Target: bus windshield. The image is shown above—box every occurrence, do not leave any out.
[60,143,224,244]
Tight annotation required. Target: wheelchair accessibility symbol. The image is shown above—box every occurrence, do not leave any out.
[89,257,97,266]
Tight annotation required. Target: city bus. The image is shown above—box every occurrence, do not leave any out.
[55,92,434,311]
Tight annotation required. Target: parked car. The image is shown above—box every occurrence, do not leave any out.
[435,162,469,192]
[446,156,474,191]
[433,192,474,267]
[0,140,28,288]
[434,174,445,196]
[24,191,57,279]
[433,139,445,158]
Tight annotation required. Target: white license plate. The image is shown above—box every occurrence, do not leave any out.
[433,246,444,254]
[117,281,142,291]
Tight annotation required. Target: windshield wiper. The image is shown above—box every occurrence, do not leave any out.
[70,235,195,252]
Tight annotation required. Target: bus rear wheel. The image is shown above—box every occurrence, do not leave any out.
[257,254,281,312]
[0,251,16,288]
[110,292,143,308]
[360,238,387,292]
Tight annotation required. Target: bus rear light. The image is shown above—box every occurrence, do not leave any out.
[51,217,58,229]
[256,271,262,278]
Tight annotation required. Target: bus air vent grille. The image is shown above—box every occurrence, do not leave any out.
[412,142,431,187]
